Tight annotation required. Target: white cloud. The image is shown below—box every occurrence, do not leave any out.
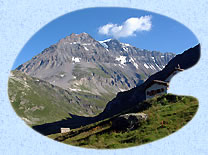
[98,16,152,38]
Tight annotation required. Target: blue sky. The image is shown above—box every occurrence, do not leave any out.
[12,7,199,69]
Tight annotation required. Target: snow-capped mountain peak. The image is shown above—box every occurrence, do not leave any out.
[99,39,112,49]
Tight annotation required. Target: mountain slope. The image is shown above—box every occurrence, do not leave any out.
[8,70,115,125]
[16,33,175,96]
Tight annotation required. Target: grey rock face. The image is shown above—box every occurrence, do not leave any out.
[16,33,175,96]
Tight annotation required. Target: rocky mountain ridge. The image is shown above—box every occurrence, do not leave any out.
[16,33,175,96]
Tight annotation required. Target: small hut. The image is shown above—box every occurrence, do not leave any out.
[145,80,169,100]
[60,128,70,133]
[145,64,184,100]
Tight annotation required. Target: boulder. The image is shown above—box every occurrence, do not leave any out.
[112,113,148,131]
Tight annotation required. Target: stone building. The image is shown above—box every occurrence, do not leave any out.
[145,64,184,100]
[145,80,169,100]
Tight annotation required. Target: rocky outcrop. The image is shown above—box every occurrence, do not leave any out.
[112,113,148,131]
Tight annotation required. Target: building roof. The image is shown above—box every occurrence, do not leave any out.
[153,80,169,86]
[145,80,169,90]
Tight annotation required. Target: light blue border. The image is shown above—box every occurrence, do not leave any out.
[1,0,208,154]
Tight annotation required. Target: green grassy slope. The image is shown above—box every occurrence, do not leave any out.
[49,94,198,149]
[8,71,114,126]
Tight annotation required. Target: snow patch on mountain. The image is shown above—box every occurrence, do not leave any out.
[99,42,108,49]
[122,47,128,52]
[82,43,91,46]
[60,74,65,78]
[151,57,156,63]
[144,63,149,69]
[99,39,112,43]
[84,46,89,51]
[119,88,127,92]
[121,43,131,47]
[149,64,156,70]
[72,57,81,63]
[99,39,112,49]
[155,63,162,70]
[69,88,82,92]
[70,42,78,45]
[130,57,139,69]
[116,56,127,65]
